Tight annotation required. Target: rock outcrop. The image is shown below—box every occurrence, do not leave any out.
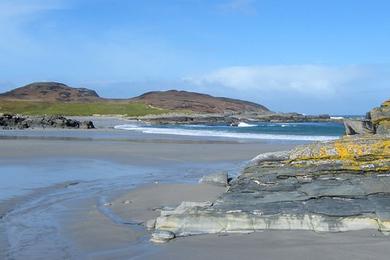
[0,114,95,129]
[345,99,390,135]
[137,113,337,126]
[370,99,390,135]
[151,100,390,242]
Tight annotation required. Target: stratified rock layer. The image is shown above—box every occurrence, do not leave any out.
[371,99,390,135]
[345,99,390,135]
[153,135,390,241]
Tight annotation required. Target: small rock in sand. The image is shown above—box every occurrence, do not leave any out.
[123,200,131,204]
[150,230,175,243]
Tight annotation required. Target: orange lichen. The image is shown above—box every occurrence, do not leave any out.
[288,136,390,172]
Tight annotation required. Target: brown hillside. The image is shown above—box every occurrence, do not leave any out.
[0,82,101,102]
[0,83,270,114]
[132,90,270,114]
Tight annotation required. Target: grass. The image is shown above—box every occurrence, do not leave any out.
[0,100,170,116]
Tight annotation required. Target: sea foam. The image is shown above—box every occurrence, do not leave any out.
[114,124,339,141]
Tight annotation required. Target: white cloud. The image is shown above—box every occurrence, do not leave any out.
[183,65,371,96]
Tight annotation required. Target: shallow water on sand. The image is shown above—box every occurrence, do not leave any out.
[0,158,243,202]
[0,158,244,259]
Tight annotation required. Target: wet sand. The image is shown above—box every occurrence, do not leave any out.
[0,133,297,165]
[0,129,298,259]
[61,182,390,260]
[152,229,390,260]
[110,183,227,224]
[59,183,227,259]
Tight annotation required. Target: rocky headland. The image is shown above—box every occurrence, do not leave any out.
[150,100,390,242]
[0,114,95,129]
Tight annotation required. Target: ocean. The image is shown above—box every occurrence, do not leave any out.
[115,121,345,141]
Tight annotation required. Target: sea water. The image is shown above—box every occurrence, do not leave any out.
[115,121,345,141]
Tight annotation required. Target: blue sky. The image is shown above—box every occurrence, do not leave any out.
[0,0,389,114]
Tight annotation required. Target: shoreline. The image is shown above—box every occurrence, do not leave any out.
[0,129,299,258]
[1,126,389,259]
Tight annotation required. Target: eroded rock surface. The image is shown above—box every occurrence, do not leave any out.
[153,136,389,241]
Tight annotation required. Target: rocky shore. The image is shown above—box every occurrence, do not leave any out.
[137,112,339,126]
[0,114,95,129]
[150,100,390,242]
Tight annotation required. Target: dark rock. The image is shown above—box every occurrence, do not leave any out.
[0,114,95,130]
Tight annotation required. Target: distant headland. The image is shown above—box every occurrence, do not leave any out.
[0,82,339,124]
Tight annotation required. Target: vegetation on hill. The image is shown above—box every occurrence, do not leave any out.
[0,82,271,116]
[0,100,169,116]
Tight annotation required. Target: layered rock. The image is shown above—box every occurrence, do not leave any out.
[152,136,390,241]
[0,114,95,129]
[345,99,390,135]
[151,100,390,242]
[370,99,390,135]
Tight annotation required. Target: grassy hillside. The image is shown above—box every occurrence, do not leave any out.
[0,100,169,116]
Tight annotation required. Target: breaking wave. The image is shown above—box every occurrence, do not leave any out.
[114,124,339,141]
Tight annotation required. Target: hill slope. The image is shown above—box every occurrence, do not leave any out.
[132,90,269,114]
[0,82,100,102]
[0,82,270,115]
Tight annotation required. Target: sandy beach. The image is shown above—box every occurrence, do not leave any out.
[1,126,389,259]
[0,127,297,259]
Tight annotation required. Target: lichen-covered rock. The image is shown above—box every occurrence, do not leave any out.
[377,120,390,135]
[370,99,390,126]
[288,135,390,172]
[344,99,390,136]
[153,134,390,240]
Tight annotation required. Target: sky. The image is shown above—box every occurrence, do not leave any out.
[0,0,389,114]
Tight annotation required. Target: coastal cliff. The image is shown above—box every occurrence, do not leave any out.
[150,100,390,242]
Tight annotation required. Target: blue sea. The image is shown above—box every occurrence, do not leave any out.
[115,121,345,141]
